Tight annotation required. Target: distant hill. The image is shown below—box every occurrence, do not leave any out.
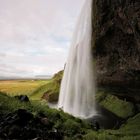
[0,75,52,80]
[35,75,52,79]
[0,76,22,80]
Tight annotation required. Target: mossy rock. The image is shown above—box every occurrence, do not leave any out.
[96,91,135,119]
[48,92,59,102]
[46,81,60,102]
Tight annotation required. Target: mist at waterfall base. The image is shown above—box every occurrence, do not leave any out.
[58,0,96,119]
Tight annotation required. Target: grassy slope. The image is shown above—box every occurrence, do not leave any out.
[30,71,63,101]
[29,79,52,100]
[0,92,140,140]
[83,113,140,140]
[29,78,60,101]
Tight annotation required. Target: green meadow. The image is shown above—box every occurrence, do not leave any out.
[0,80,50,98]
[0,71,62,101]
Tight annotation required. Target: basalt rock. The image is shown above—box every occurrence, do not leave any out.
[15,95,30,102]
[92,0,140,100]
[0,109,63,140]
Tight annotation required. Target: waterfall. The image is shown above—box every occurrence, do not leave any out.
[58,0,96,118]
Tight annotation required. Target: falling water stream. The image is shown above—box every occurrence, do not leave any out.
[58,0,96,118]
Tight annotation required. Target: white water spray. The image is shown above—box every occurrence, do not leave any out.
[58,0,96,118]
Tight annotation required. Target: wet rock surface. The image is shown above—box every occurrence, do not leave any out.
[88,104,124,129]
[0,109,63,140]
[92,0,140,100]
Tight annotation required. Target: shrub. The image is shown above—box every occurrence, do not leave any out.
[63,119,81,136]
[83,131,97,140]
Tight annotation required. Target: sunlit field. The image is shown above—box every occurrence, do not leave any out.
[0,80,50,97]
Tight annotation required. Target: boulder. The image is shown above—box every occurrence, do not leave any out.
[15,95,30,102]
[17,109,33,124]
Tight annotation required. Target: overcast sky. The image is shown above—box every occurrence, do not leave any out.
[0,0,84,77]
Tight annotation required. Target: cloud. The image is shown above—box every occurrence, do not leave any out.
[0,0,83,77]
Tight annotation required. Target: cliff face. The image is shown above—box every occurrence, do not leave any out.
[92,0,140,101]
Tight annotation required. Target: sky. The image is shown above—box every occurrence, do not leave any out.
[0,0,84,77]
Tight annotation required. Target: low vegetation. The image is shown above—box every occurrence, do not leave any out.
[0,92,92,139]
[0,91,140,139]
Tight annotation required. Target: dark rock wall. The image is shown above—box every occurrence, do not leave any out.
[92,0,140,97]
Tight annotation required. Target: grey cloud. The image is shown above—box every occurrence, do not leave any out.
[0,53,6,58]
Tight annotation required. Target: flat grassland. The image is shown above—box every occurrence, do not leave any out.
[0,80,49,97]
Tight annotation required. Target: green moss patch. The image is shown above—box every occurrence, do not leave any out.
[96,91,135,119]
